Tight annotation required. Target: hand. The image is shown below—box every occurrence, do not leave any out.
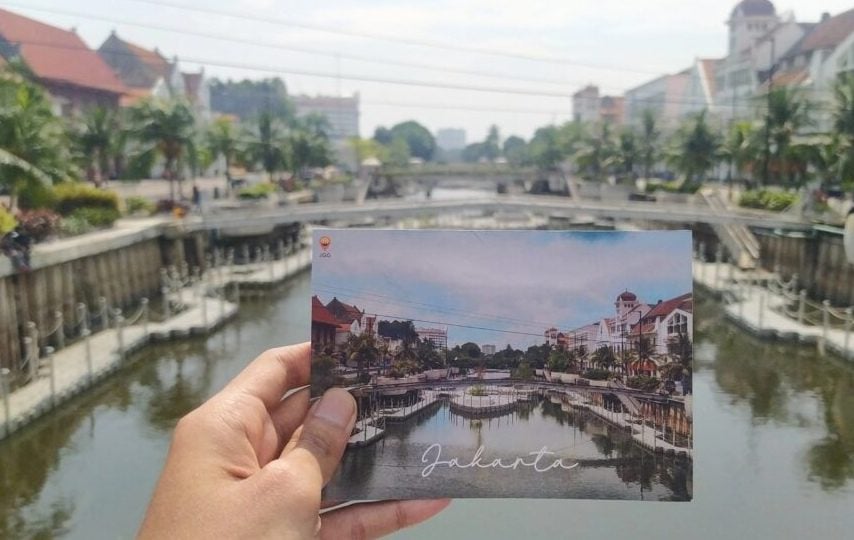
[138,342,450,539]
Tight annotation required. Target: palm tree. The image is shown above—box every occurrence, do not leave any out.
[574,123,615,182]
[640,110,660,180]
[833,72,854,181]
[128,99,197,202]
[761,87,811,186]
[245,112,290,182]
[0,68,70,209]
[615,129,640,181]
[722,121,759,195]
[346,333,380,380]
[206,116,240,195]
[668,110,720,185]
[73,106,117,185]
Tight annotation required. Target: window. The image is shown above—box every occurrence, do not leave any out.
[667,312,688,336]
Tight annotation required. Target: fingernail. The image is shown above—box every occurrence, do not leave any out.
[313,389,354,428]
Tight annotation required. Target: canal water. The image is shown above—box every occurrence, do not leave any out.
[1,271,853,538]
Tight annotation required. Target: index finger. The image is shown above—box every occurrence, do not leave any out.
[223,343,311,408]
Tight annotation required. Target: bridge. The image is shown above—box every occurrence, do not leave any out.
[351,377,686,406]
[181,194,812,235]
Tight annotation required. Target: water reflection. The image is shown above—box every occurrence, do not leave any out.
[326,397,692,501]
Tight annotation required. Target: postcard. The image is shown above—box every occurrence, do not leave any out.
[310,229,693,501]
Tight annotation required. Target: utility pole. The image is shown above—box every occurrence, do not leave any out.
[762,37,777,186]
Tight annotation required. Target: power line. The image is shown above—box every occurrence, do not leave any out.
[1,2,601,90]
[123,0,666,76]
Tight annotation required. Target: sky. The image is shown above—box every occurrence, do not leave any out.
[6,0,853,141]
[311,229,692,349]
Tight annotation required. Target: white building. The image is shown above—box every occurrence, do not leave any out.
[481,344,496,355]
[292,94,360,167]
[623,71,690,129]
[633,293,694,355]
[436,128,466,150]
[573,85,601,124]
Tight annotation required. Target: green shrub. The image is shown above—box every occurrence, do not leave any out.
[238,182,276,200]
[0,207,17,234]
[53,183,120,216]
[582,368,610,381]
[626,375,661,393]
[738,190,798,212]
[17,182,58,210]
[124,196,156,216]
[59,215,93,237]
[69,207,120,228]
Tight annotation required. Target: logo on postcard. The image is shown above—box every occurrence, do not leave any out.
[319,235,332,257]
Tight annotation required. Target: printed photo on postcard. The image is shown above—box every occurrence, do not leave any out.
[310,229,693,501]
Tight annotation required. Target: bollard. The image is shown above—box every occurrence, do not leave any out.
[115,310,125,359]
[55,310,65,349]
[141,298,149,335]
[845,308,853,360]
[798,290,806,325]
[1,367,10,437]
[45,346,56,406]
[80,326,93,382]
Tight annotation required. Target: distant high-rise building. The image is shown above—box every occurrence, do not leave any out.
[291,93,360,141]
[436,128,466,150]
[481,344,496,355]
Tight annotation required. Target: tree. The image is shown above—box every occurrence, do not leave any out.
[288,128,332,173]
[503,135,528,166]
[833,72,854,182]
[591,346,616,371]
[206,116,240,193]
[483,125,501,161]
[664,330,693,394]
[373,126,393,145]
[0,68,70,209]
[574,123,615,182]
[345,333,380,379]
[415,338,444,370]
[528,126,564,170]
[208,77,294,121]
[639,109,660,180]
[376,320,418,344]
[389,121,436,161]
[614,129,640,180]
[723,121,759,189]
[761,88,811,186]
[128,98,197,202]
[668,110,720,184]
[244,111,289,182]
[387,137,411,167]
[348,137,387,164]
[72,106,116,185]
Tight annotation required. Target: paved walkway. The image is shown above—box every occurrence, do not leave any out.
[693,259,853,360]
[1,248,312,441]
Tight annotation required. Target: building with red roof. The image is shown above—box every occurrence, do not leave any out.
[311,296,340,352]
[631,292,693,356]
[0,8,125,115]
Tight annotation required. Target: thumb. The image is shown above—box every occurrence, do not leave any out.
[281,388,357,487]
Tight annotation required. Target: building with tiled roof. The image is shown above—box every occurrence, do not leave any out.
[631,293,693,355]
[97,31,183,105]
[311,296,340,352]
[0,8,125,115]
[325,297,364,325]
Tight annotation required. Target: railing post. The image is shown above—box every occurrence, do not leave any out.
[277,239,285,261]
[758,289,765,331]
[201,283,209,327]
[26,322,38,381]
[193,267,202,299]
[77,303,88,335]
[160,267,169,291]
[714,246,722,288]
[141,298,149,335]
[822,300,830,345]
[98,297,108,330]
[115,309,125,360]
[219,282,226,321]
[266,244,274,281]
[844,307,853,360]
[1,367,10,437]
[233,279,240,309]
[45,346,56,406]
[161,287,171,320]
[241,244,249,267]
[55,310,65,349]
[82,328,93,382]
[798,290,806,325]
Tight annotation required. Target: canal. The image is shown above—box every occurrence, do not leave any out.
[1,271,853,538]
